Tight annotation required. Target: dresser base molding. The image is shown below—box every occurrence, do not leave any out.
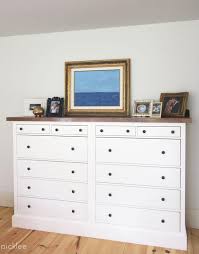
[12,215,187,250]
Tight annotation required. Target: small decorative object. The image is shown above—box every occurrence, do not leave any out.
[160,92,189,117]
[65,59,130,116]
[33,106,44,117]
[46,97,64,117]
[24,98,46,116]
[152,102,162,118]
[133,100,152,117]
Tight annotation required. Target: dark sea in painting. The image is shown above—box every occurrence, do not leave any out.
[74,92,120,106]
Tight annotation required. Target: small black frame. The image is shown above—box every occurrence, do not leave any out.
[46,97,64,117]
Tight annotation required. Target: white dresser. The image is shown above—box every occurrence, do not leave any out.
[8,117,190,250]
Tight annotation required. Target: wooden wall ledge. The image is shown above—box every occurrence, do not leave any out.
[6,116,192,123]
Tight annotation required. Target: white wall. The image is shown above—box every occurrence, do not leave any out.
[0,20,198,227]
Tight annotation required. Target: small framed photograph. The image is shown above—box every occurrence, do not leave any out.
[160,92,188,117]
[152,102,162,118]
[133,100,152,117]
[24,99,46,116]
[46,97,64,117]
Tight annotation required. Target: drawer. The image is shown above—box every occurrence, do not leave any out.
[16,124,50,134]
[17,160,87,182]
[52,125,88,136]
[16,136,87,162]
[96,138,180,167]
[96,126,136,137]
[96,185,180,210]
[96,205,180,232]
[137,126,181,138]
[17,197,88,221]
[96,164,180,188]
[18,178,88,202]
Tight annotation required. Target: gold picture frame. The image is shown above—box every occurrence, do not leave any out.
[65,59,130,116]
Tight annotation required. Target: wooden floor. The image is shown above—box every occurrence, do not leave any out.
[0,207,198,254]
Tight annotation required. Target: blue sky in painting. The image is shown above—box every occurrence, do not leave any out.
[74,70,120,93]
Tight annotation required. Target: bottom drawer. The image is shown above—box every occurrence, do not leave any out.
[96,205,180,232]
[17,197,88,221]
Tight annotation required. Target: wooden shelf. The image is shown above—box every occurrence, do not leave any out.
[6,116,192,123]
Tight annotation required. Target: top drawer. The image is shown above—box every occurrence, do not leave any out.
[96,126,136,137]
[137,127,181,138]
[52,125,88,136]
[16,124,50,135]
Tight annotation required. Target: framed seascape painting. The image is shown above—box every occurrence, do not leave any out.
[65,59,130,116]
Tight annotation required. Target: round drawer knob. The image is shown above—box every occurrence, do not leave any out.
[161,197,165,201]
[19,127,23,131]
[27,186,31,189]
[126,129,130,133]
[161,219,165,223]
[161,151,165,155]
[108,149,112,152]
[108,193,112,197]
[143,130,146,134]
[171,130,175,134]
[71,170,75,174]
[72,190,75,194]
[100,129,104,133]
[108,213,112,217]
[71,147,75,151]
[108,172,112,176]
[79,129,82,132]
[27,167,31,171]
[27,145,30,149]
[41,128,45,131]
[161,176,165,180]
[55,128,59,132]
[72,210,75,213]
[165,250,170,253]
[27,205,31,208]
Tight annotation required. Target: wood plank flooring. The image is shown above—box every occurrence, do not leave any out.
[0,207,198,254]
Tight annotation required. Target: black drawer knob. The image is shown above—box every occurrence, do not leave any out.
[71,170,75,174]
[72,210,75,213]
[79,129,82,132]
[27,186,31,189]
[108,193,112,197]
[108,213,112,217]
[171,130,175,134]
[72,190,75,193]
[100,129,104,133]
[161,198,165,201]
[161,151,165,155]
[108,149,112,152]
[27,145,30,149]
[27,205,31,208]
[126,129,130,133]
[165,250,170,253]
[161,219,165,223]
[19,127,23,131]
[71,147,75,151]
[41,128,45,131]
[108,172,112,176]
[161,176,165,180]
[143,130,146,134]
[27,167,31,171]
[55,128,59,132]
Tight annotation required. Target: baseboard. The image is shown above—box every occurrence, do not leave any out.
[186,209,199,229]
[0,185,13,207]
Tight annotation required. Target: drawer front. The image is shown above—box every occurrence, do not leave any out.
[17,197,88,221]
[96,185,180,210]
[96,138,180,167]
[18,178,88,202]
[17,160,87,182]
[16,136,87,162]
[16,124,50,134]
[137,126,181,138]
[96,126,136,137]
[96,164,180,188]
[52,125,88,136]
[96,205,180,232]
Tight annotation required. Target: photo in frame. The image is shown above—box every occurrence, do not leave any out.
[152,102,162,118]
[24,98,46,116]
[46,97,64,117]
[133,100,152,117]
[65,59,130,116]
[160,92,188,117]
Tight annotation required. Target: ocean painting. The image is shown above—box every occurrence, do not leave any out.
[74,69,120,107]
